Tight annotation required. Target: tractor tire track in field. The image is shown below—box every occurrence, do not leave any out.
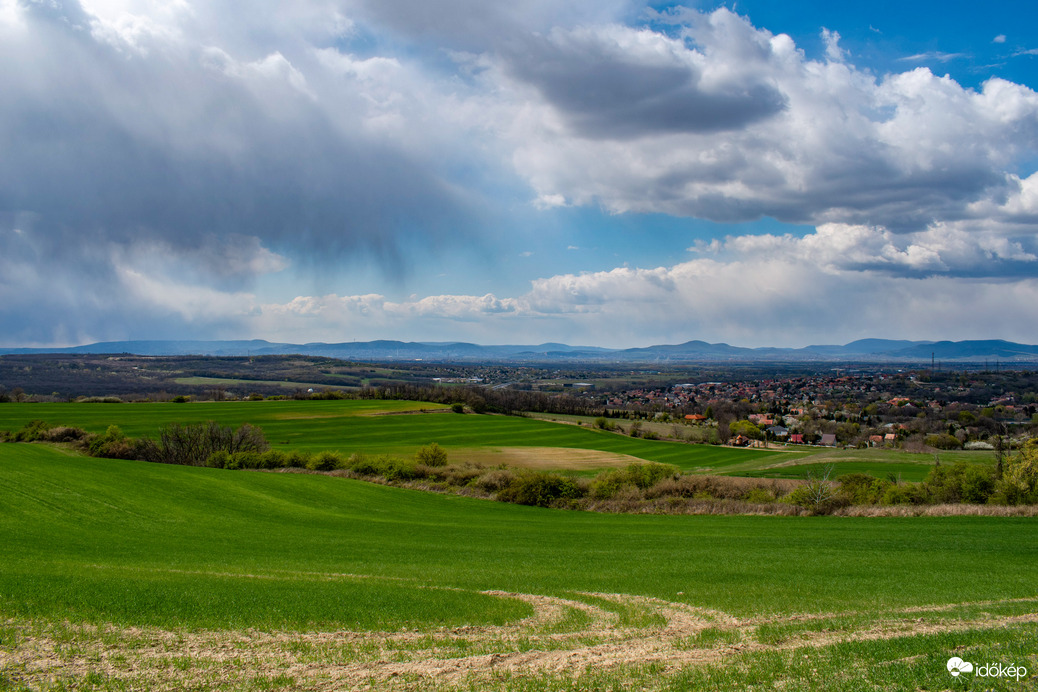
[3,594,1037,690]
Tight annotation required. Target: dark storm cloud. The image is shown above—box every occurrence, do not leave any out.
[504,29,787,139]
[0,217,248,345]
[3,0,1038,348]
[0,0,474,276]
[682,158,1009,231]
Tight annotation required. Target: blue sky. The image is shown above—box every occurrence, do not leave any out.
[1,0,1037,348]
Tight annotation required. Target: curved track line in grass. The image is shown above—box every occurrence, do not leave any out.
[481,591,618,632]
[580,592,741,628]
[7,594,1035,690]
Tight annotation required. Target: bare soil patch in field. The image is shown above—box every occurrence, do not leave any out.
[449,446,645,470]
[5,592,1035,691]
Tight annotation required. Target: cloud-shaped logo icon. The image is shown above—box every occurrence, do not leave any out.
[947,657,974,676]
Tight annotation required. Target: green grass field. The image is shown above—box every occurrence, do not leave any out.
[1,400,991,482]
[0,400,793,474]
[735,448,998,482]
[1,441,1036,690]
[742,460,936,482]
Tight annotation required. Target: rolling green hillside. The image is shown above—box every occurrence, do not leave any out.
[2,442,1036,690]
[0,400,1000,481]
[2,443,1035,629]
[0,400,788,473]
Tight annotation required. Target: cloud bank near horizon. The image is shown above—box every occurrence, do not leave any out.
[1,0,1037,347]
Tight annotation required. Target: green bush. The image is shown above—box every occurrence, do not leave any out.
[729,420,763,440]
[591,462,678,499]
[993,440,1038,504]
[377,457,421,482]
[880,483,916,505]
[782,486,814,509]
[743,487,775,504]
[12,420,53,442]
[258,449,288,469]
[307,451,344,472]
[88,425,129,457]
[208,449,285,471]
[206,450,231,469]
[498,472,586,508]
[415,443,448,467]
[227,452,263,470]
[343,453,420,481]
[922,465,954,503]
[782,485,849,514]
[590,473,626,500]
[922,463,996,504]
[959,465,995,504]
[781,468,847,514]
[343,452,377,475]
[837,473,888,505]
[283,450,310,468]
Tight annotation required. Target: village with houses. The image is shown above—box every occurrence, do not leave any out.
[586,368,1038,451]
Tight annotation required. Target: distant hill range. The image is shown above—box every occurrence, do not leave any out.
[3,338,1038,363]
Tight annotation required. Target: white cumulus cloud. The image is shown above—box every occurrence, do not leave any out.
[493,8,1038,233]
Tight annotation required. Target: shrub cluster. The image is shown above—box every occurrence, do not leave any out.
[414,442,448,467]
[996,439,1038,505]
[202,448,429,482]
[2,419,58,442]
[1,419,269,467]
[591,462,678,499]
[151,421,269,465]
[87,425,148,460]
[2,420,92,444]
[497,472,586,508]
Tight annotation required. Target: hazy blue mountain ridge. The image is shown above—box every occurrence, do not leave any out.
[2,338,1036,363]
